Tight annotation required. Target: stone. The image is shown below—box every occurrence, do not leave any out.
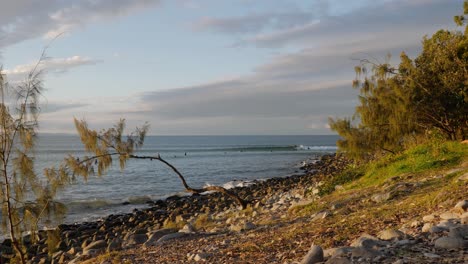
[421,223,433,232]
[193,253,213,262]
[395,239,412,246]
[439,211,460,220]
[423,253,440,258]
[326,257,352,264]
[82,239,107,256]
[323,247,353,258]
[429,226,446,233]
[378,229,405,240]
[371,192,391,203]
[156,232,187,243]
[434,236,466,249]
[422,214,435,222]
[350,234,384,248]
[301,245,324,264]
[454,200,468,212]
[143,228,178,248]
[312,211,330,221]
[351,247,382,258]
[107,238,121,252]
[392,260,404,264]
[410,220,422,228]
[230,224,243,232]
[244,222,256,230]
[123,233,147,247]
[437,220,458,229]
[179,223,196,234]
[448,225,468,239]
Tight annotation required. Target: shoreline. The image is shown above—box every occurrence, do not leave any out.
[0,153,346,263]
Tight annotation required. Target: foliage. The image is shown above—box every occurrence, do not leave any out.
[0,59,68,263]
[330,1,468,159]
[349,140,467,189]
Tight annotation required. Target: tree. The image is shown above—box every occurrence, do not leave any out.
[329,1,468,158]
[0,55,68,263]
[47,119,249,211]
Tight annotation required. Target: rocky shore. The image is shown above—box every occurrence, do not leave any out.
[0,154,350,263]
[1,153,467,263]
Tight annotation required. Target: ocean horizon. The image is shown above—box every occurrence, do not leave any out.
[4,134,338,229]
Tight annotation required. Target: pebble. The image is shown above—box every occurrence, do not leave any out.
[423,252,440,258]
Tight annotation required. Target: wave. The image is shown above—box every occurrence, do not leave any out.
[65,195,154,212]
[135,145,337,153]
[295,145,338,151]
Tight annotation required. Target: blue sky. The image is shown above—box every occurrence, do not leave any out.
[0,0,463,135]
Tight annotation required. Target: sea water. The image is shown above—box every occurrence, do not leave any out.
[10,135,338,225]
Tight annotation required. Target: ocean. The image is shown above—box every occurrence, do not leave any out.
[29,135,338,224]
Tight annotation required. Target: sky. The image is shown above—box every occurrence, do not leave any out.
[0,0,464,135]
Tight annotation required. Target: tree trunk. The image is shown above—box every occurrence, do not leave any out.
[129,154,249,209]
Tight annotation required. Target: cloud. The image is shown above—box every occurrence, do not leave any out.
[196,0,461,49]
[0,0,162,48]
[41,102,88,114]
[194,12,317,34]
[3,56,101,82]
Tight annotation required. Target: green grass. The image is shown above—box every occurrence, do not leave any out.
[348,140,467,189]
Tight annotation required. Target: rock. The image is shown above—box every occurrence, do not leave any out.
[143,228,178,248]
[439,211,460,220]
[350,234,384,248]
[107,238,121,252]
[311,211,330,221]
[423,252,440,258]
[244,222,256,230]
[448,225,468,239]
[334,185,345,191]
[82,240,107,255]
[421,223,433,232]
[323,247,353,258]
[454,200,468,212]
[378,229,405,240]
[351,247,382,258]
[301,245,324,264]
[156,232,187,243]
[179,223,196,233]
[193,253,213,262]
[410,220,422,227]
[123,233,147,247]
[395,239,413,246]
[326,257,352,264]
[392,260,404,264]
[230,224,243,232]
[371,192,391,203]
[429,226,446,233]
[422,214,435,222]
[437,220,458,229]
[434,236,466,249]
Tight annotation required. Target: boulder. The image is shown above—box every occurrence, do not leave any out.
[378,229,405,241]
[301,245,324,264]
[434,236,466,249]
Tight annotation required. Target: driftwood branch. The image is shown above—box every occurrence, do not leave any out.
[129,154,249,209]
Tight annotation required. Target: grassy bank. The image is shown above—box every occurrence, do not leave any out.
[290,140,467,247]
